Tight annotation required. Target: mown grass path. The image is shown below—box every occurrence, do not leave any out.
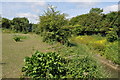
[94,54,120,78]
[2,33,55,78]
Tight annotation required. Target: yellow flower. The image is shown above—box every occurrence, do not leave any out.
[80,38,83,40]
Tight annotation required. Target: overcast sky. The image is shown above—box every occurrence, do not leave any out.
[0,0,119,23]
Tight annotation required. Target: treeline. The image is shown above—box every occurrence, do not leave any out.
[1,7,119,44]
[1,17,37,33]
[69,8,119,35]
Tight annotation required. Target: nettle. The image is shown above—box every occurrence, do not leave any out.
[22,51,67,79]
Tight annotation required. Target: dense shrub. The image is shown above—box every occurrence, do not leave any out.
[66,56,104,78]
[13,36,21,42]
[22,51,67,79]
[22,50,106,79]
[2,18,11,29]
[12,17,29,33]
[106,30,118,42]
[72,25,85,35]
[13,35,27,42]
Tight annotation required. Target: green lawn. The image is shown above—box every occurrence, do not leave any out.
[2,33,55,78]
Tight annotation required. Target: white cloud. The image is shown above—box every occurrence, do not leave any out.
[75,2,98,8]
[103,4,118,13]
[31,2,47,13]
[16,13,39,23]
[32,2,46,8]
[34,2,46,7]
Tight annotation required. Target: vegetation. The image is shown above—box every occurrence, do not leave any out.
[22,51,67,79]
[2,33,55,78]
[2,18,11,29]
[2,5,119,79]
[22,50,106,79]
[106,29,118,42]
[13,36,21,42]
[13,35,28,42]
[2,17,34,33]
[71,35,119,65]
[38,6,70,45]
[66,56,104,78]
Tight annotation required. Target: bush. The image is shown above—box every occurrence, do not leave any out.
[22,50,107,78]
[22,51,67,79]
[13,36,21,42]
[73,25,85,35]
[106,31,118,42]
[13,35,27,42]
[66,56,104,78]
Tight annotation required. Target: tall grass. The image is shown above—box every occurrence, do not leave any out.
[71,34,119,65]
[54,42,109,78]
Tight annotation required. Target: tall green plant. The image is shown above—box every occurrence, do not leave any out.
[38,5,70,45]
[22,51,67,79]
[12,17,29,33]
[106,28,118,42]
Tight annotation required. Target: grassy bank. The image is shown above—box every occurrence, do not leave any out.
[70,35,119,65]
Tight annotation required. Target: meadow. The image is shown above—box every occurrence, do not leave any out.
[2,30,119,78]
[2,32,55,78]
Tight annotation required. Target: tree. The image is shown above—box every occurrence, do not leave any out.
[38,5,69,45]
[70,12,103,33]
[0,17,2,28]
[2,18,11,29]
[12,17,29,33]
[89,8,103,14]
[69,8,119,36]
[39,5,67,32]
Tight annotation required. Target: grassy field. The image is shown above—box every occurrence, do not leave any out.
[2,33,55,78]
[2,32,119,78]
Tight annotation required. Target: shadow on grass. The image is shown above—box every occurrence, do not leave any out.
[14,40,23,42]
[68,42,77,47]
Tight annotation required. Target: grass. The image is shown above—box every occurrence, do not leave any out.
[13,34,28,42]
[2,31,119,78]
[71,35,119,65]
[2,33,55,78]
[69,35,119,78]
[53,42,110,78]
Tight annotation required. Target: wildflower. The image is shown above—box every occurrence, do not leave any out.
[83,72,88,76]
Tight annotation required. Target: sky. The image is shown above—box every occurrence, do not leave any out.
[0,0,119,23]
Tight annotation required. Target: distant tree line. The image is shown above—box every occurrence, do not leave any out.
[1,7,119,43]
[69,8,119,36]
[1,17,37,33]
